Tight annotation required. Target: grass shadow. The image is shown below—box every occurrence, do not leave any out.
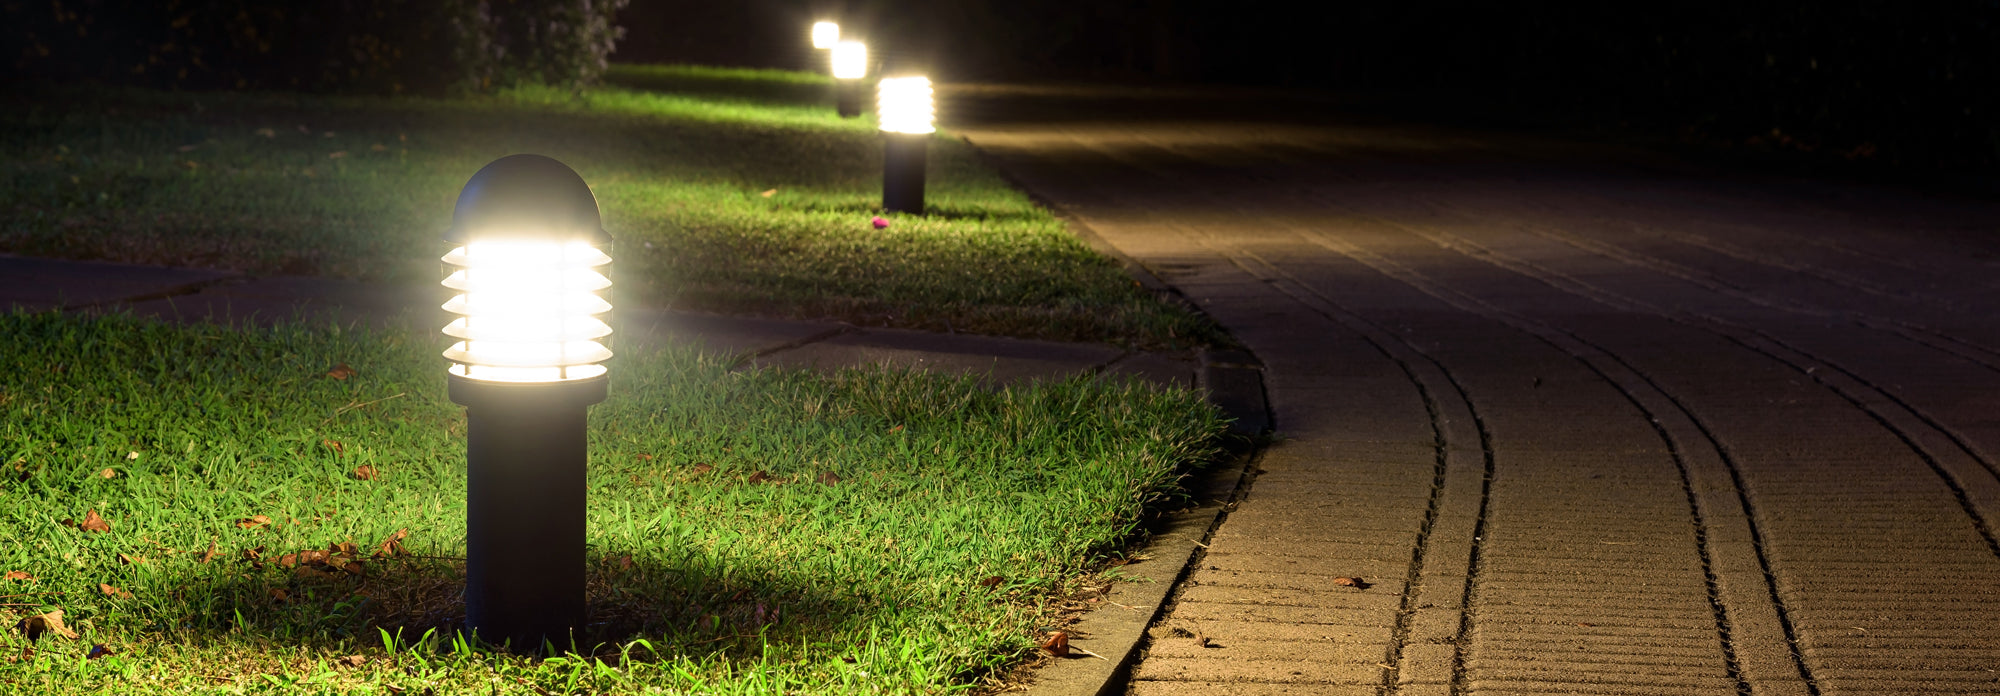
[153,537,861,662]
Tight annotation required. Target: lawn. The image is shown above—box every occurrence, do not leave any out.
[0,311,1223,694]
[0,64,1219,349]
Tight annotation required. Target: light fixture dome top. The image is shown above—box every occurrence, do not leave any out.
[447,154,610,244]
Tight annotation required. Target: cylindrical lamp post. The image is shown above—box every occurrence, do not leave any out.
[441,154,613,652]
[878,76,934,215]
[832,41,869,118]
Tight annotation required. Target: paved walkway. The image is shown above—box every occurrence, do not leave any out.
[953,86,2000,695]
[0,255,1197,389]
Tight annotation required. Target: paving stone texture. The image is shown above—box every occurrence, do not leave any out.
[952,85,2000,695]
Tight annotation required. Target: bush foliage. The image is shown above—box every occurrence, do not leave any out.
[2,0,628,93]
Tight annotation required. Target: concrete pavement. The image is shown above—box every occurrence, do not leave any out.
[953,85,2000,695]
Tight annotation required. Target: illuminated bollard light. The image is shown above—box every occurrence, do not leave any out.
[878,75,934,214]
[811,21,840,50]
[832,40,868,118]
[441,154,612,652]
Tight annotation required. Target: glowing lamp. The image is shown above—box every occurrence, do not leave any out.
[831,41,868,117]
[811,21,840,50]
[878,76,933,214]
[831,40,868,79]
[442,154,611,652]
[877,76,935,135]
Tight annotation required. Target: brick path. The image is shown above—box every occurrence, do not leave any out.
[956,88,2000,695]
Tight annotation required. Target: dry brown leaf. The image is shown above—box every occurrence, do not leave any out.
[816,471,842,485]
[1040,631,1070,657]
[99,583,132,599]
[634,453,654,461]
[77,509,111,533]
[236,515,272,530]
[116,553,148,566]
[336,654,366,668]
[196,542,220,564]
[125,451,139,460]
[689,463,714,476]
[746,470,779,484]
[15,609,77,641]
[375,528,410,558]
[330,541,358,556]
[4,571,31,582]
[86,644,115,659]
[340,561,364,576]
[326,363,356,380]
[97,468,116,479]
[268,587,290,603]
[351,465,377,481]
[978,575,1004,589]
[321,439,344,455]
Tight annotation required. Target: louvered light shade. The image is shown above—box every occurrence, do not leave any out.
[877,76,934,135]
[441,155,612,384]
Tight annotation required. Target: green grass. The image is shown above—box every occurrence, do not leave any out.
[0,64,1220,349]
[0,310,1223,694]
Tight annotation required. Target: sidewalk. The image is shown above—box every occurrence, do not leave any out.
[0,254,1196,389]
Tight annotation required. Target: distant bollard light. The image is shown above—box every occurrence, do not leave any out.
[832,40,868,118]
[878,76,933,214]
[441,154,612,652]
[811,21,840,50]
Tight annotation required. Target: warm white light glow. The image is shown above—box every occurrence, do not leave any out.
[811,21,840,49]
[877,76,935,134]
[831,41,868,80]
[441,239,612,383]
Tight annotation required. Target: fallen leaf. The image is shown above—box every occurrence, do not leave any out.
[4,571,30,581]
[86,644,115,659]
[746,470,778,484]
[888,424,903,433]
[336,654,366,668]
[1040,631,1069,657]
[689,463,714,476]
[978,575,1004,589]
[98,468,117,479]
[125,451,139,460]
[321,439,344,455]
[196,542,219,564]
[635,453,654,461]
[330,541,358,556]
[615,555,634,570]
[268,587,289,603]
[374,528,409,558]
[759,189,777,197]
[77,509,111,533]
[325,363,356,380]
[870,216,889,229]
[255,128,276,138]
[1576,622,1595,628]
[236,515,272,530]
[117,553,148,566]
[15,610,77,640]
[341,561,364,576]
[242,545,266,563]
[99,583,132,599]
[1331,577,1371,590]
[816,471,842,485]
[351,465,377,481]
[328,151,347,159]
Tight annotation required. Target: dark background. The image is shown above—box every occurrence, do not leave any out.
[8,0,1997,176]
[618,0,1999,176]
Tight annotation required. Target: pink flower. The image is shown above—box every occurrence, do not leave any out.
[871,216,889,229]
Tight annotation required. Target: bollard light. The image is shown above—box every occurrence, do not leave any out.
[831,40,868,118]
[441,154,611,652]
[811,21,840,50]
[878,76,933,214]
